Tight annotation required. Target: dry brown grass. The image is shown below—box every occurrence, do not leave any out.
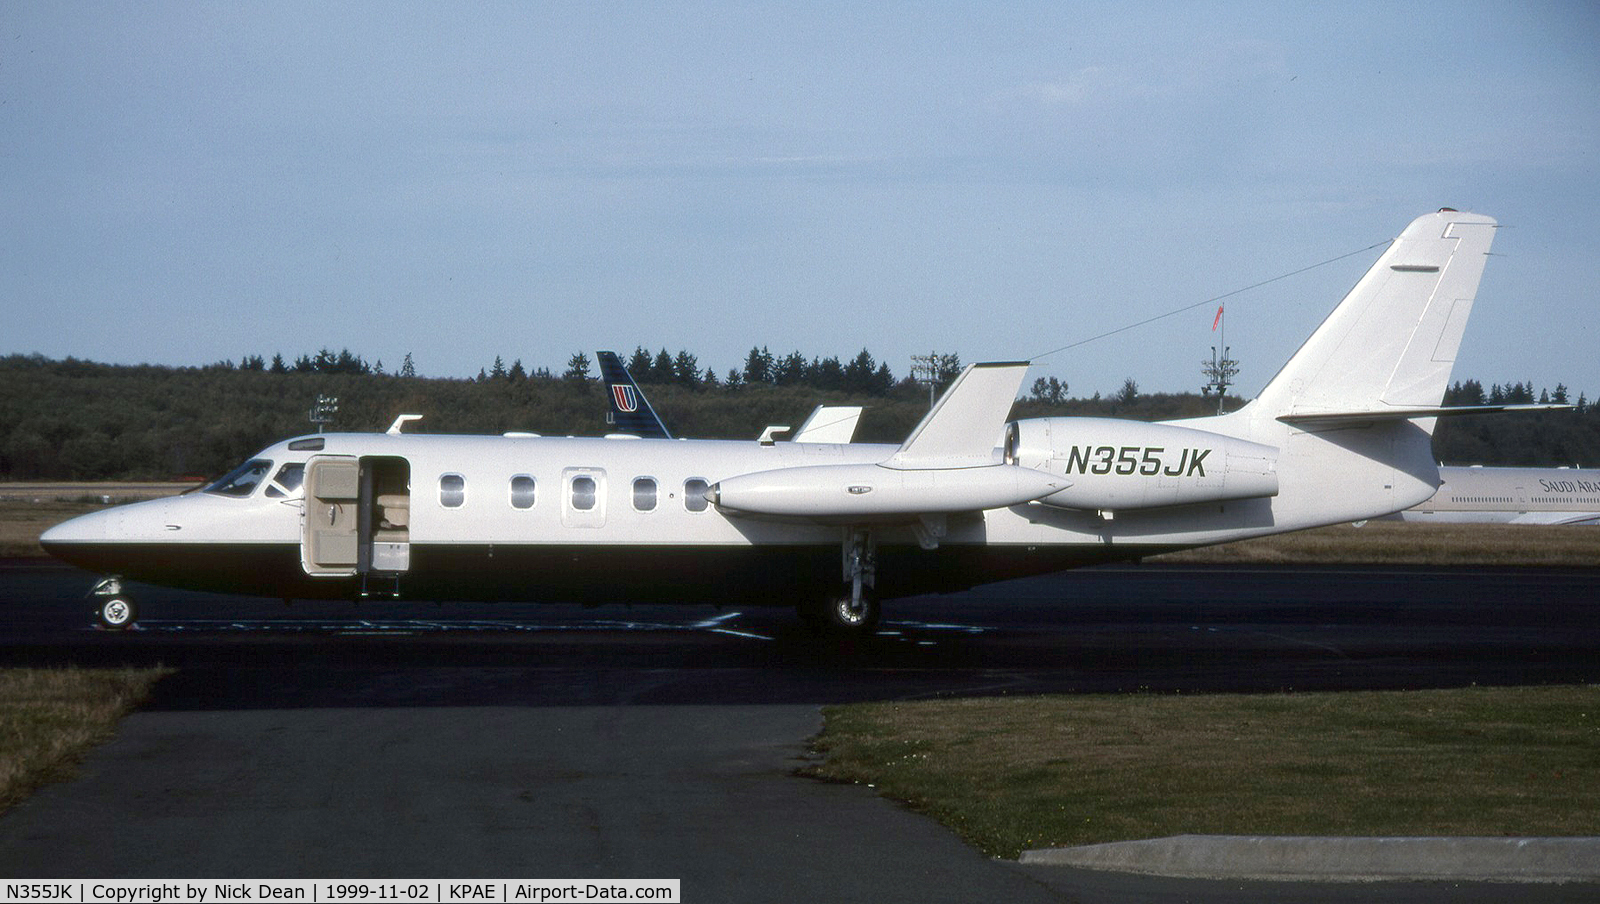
[1152,521,1600,567]
[0,667,173,813]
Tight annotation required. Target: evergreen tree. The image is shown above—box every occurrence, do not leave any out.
[811,355,845,391]
[673,349,700,387]
[742,346,773,385]
[842,349,877,394]
[774,351,807,386]
[642,348,668,384]
[932,353,963,386]
[563,351,592,382]
[628,346,653,376]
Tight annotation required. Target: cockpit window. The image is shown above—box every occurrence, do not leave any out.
[265,463,305,499]
[205,459,273,497]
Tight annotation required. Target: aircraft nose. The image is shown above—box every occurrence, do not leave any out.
[40,509,114,546]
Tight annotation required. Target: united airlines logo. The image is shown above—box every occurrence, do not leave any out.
[612,385,639,413]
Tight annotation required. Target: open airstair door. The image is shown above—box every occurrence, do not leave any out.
[301,455,411,578]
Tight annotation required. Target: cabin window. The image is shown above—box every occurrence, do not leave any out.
[510,475,537,509]
[264,463,306,499]
[633,477,658,512]
[571,475,597,511]
[205,459,273,498]
[440,474,466,508]
[684,478,710,513]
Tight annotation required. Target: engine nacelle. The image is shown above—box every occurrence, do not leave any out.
[1005,417,1278,512]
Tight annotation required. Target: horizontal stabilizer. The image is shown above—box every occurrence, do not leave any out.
[1279,403,1570,427]
[887,362,1029,469]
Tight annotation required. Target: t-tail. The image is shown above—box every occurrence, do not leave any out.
[596,351,671,439]
[1248,209,1498,424]
[1210,209,1502,525]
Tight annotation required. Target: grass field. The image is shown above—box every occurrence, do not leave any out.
[808,686,1600,859]
[0,667,173,814]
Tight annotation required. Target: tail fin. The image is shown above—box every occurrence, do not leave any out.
[793,405,864,443]
[1250,210,1497,421]
[596,351,671,439]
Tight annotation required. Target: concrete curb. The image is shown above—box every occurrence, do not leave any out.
[1018,835,1600,883]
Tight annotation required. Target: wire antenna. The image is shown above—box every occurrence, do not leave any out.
[1029,239,1393,362]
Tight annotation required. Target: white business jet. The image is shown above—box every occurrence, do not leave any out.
[44,210,1529,631]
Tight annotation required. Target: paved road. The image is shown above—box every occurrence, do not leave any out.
[1,560,1597,902]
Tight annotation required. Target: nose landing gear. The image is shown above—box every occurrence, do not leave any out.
[89,577,138,630]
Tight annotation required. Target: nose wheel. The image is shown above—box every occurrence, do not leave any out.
[89,577,138,631]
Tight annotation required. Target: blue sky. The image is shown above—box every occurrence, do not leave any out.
[4,2,1598,399]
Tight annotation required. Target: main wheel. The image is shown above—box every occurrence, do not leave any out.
[825,593,880,633]
[95,596,137,630]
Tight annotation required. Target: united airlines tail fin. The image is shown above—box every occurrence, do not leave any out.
[596,351,671,439]
[1249,209,1498,425]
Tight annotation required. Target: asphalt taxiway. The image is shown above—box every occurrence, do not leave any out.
[0,560,1596,902]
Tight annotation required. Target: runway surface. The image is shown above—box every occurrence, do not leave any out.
[1,560,1597,902]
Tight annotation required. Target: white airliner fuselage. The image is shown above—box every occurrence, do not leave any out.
[1393,466,1600,525]
[43,210,1535,629]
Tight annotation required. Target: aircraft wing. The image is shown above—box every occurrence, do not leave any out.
[885,362,1030,469]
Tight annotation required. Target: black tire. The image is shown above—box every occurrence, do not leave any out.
[95,596,137,630]
[825,593,880,634]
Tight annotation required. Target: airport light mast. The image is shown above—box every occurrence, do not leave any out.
[1201,304,1239,415]
[910,352,958,411]
[310,394,339,433]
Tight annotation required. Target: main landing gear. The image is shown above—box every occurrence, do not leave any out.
[89,576,138,631]
[798,528,881,634]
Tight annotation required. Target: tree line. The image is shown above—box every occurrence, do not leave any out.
[2,353,1596,481]
[213,345,918,397]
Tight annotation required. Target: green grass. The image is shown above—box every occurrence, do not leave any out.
[807,686,1600,859]
[0,667,174,813]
